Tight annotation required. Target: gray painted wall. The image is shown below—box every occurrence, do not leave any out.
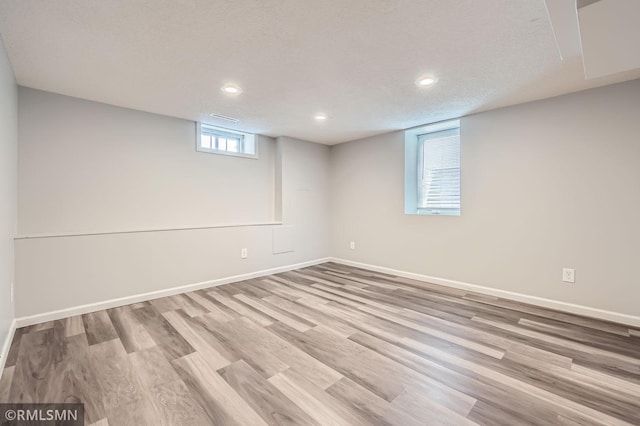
[278,136,331,261]
[15,90,330,317]
[18,87,276,236]
[0,37,17,352]
[13,77,640,320]
[330,79,640,317]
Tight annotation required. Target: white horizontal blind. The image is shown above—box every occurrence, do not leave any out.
[418,127,460,215]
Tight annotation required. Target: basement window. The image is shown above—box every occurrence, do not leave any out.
[405,120,460,216]
[197,123,258,158]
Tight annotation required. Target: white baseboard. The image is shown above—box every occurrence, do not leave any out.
[15,257,330,328]
[0,319,17,372]
[330,258,640,328]
[15,256,640,329]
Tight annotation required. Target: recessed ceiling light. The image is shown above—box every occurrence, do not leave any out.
[314,114,327,121]
[221,84,242,95]
[416,76,437,87]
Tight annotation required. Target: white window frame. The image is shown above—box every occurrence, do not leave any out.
[404,120,460,216]
[196,122,258,159]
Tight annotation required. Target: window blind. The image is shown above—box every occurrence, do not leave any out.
[418,128,460,215]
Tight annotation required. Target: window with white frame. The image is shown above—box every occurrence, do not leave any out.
[404,121,460,216]
[418,128,460,215]
[197,123,258,158]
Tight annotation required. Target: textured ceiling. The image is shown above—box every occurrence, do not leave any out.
[1,0,639,145]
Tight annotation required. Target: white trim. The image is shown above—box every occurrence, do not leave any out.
[0,319,17,372]
[15,256,639,330]
[15,221,283,240]
[330,258,640,328]
[15,257,330,328]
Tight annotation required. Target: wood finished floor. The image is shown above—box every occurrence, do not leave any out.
[1,262,639,425]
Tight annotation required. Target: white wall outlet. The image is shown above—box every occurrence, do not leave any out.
[562,268,575,283]
[241,248,248,259]
[349,241,356,250]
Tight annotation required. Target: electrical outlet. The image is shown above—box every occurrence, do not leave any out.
[562,268,575,283]
[241,248,248,259]
[349,241,356,250]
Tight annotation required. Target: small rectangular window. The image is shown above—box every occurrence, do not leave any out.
[196,123,258,158]
[405,120,460,216]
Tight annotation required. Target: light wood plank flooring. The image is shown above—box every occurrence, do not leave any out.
[1,263,639,425]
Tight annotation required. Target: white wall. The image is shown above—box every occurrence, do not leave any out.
[278,136,331,261]
[15,90,330,318]
[18,87,275,236]
[330,79,640,317]
[15,76,640,321]
[0,37,17,352]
